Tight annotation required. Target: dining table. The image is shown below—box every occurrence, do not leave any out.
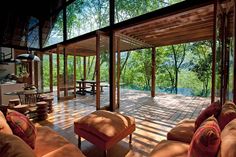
[76,80,96,95]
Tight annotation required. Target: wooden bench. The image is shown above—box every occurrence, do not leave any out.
[90,83,109,95]
[74,110,135,157]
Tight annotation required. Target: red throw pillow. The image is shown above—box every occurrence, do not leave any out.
[195,101,221,130]
[188,116,221,157]
[218,101,236,130]
[6,110,36,149]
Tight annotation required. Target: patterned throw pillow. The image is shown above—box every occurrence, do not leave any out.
[195,101,221,131]
[188,116,221,157]
[6,110,36,149]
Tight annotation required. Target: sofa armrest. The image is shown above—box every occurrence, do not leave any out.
[149,140,189,157]
[167,119,195,143]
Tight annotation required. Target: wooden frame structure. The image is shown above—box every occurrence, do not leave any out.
[8,0,236,110]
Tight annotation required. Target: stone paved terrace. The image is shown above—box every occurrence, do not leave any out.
[39,89,211,157]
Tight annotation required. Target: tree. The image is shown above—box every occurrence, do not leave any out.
[190,41,212,97]
[159,44,187,94]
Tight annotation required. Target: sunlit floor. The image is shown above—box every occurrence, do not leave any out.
[39,88,210,157]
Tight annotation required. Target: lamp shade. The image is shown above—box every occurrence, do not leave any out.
[16,54,40,62]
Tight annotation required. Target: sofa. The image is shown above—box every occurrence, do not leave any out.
[150,101,236,157]
[0,109,85,157]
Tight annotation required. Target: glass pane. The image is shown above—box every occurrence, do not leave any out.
[42,55,50,90]
[67,55,75,96]
[100,35,109,108]
[43,11,63,47]
[76,56,84,80]
[53,54,57,91]
[86,56,96,80]
[59,54,65,98]
[28,26,39,48]
[227,9,235,100]
[67,0,109,39]
[115,0,184,23]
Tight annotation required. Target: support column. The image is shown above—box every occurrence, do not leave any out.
[34,52,39,89]
[83,56,86,80]
[96,32,101,110]
[49,53,53,92]
[64,49,68,97]
[109,0,116,111]
[56,46,60,100]
[74,49,77,98]
[151,47,156,97]
[211,1,217,103]
[109,31,116,111]
[117,38,120,108]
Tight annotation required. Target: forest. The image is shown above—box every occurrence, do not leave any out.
[40,0,234,98]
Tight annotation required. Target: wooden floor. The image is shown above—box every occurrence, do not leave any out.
[39,89,210,157]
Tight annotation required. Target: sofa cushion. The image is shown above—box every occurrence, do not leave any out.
[167,119,195,143]
[218,101,236,130]
[42,144,85,157]
[6,110,36,149]
[217,118,236,157]
[150,140,189,157]
[188,116,221,157]
[74,110,135,141]
[195,101,221,130]
[0,111,13,134]
[0,132,36,157]
[34,126,70,157]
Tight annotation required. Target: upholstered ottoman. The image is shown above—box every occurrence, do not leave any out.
[74,110,135,156]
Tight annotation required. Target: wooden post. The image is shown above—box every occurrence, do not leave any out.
[49,53,53,92]
[57,46,60,100]
[83,56,86,80]
[74,49,77,98]
[109,31,116,111]
[39,53,43,90]
[151,47,156,97]
[96,32,101,110]
[211,1,217,103]
[64,48,68,97]
[34,52,39,89]
[117,37,120,108]
[233,0,236,104]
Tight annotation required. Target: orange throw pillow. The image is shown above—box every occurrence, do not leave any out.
[195,101,221,130]
[188,116,221,157]
[6,110,36,149]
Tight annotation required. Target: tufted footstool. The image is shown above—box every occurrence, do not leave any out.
[74,110,135,156]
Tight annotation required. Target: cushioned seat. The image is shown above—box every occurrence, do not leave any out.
[149,140,189,157]
[167,119,195,143]
[34,126,84,157]
[74,110,135,156]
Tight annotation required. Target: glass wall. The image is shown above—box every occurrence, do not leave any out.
[41,54,50,90]
[67,0,109,39]
[227,7,235,101]
[115,0,184,23]
[43,11,64,47]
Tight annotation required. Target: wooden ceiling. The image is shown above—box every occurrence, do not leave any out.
[56,4,215,56]
[119,4,214,47]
